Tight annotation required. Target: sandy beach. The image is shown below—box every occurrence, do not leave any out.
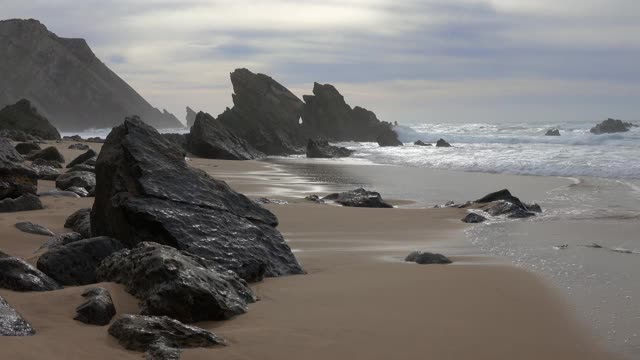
[0,141,618,360]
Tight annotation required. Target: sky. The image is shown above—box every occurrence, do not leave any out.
[3,0,640,125]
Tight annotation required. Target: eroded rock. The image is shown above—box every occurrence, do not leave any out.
[323,188,393,208]
[0,250,60,291]
[405,251,452,264]
[74,287,116,326]
[188,111,263,160]
[0,295,35,336]
[64,208,91,238]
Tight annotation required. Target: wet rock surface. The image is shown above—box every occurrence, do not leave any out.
[32,164,60,180]
[0,99,61,140]
[68,143,90,150]
[1,138,38,199]
[323,188,393,208]
[68,163,95,173]
[97,242,256,322]
[0,193,43,212]
[55,171,95,194]
[306,139,354,158]
[590,118,634,134]
[64,208,92,238]
[304,194,325,203]
[436,138,452,147]
[66,149,97,168]
[0,250,61,291]
[74,287,116,326]
[188,111,263,160]
[405,251,452,264]
[15,221,54,236]
[25,146,65,163]
[34,232,84,253]
[0,295,35,336]
[461,213,487,223]
[545,129,561,136]
[38,189,80,198]
[476,189,540,219]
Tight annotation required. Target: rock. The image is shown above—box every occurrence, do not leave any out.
[507,208,536,219]
[304,194,324,203]
[14,142,41,155]
[91,117,303,278]
[590,118,634,134]
[461,213,487,223]
[66,149,97,168]
[554,244,569,250]
[475,189,524,207]
[376,131,403,147]
[414,140,431,146]
[545,129,561,136]
[0,138,38,199]
[306,139,354,158]
[525,203,542,213]
[68,163,95,174]
[32,164,60,181]
[33,232,84,253]
[32,158,62,168]
[0,295,35,336]
[86,137,104,143]
[97,242,256,322]
[68,143,90,150]
[64,208,91,238]
[405,251,452,264]
[67,186,90,197]
[0,129,37,142]
[25,146,65,163]
[255,197,288,205]
[108,315,225,358]
[436,138,452,147]
[63,135,83,142]
[15,221,54,236]
[0,99,61,140]
[585,243,603,249]
[38,190,80,198]
[0,250,61,291]
[187,111,264,160]
[186,106,197,127]
[162,133,188,155]
[483,200,522,216]
[323,188,393,208]
[55,171,95,193]
[37,236,125,286]
[0,193,43,212]
[74,287,116,326]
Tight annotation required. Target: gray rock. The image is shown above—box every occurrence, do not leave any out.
[186,106,197,127]
[66,186,89,197]
[414,140,432,146]
[0,295,35,336]
[376,130,403,147]
[545,129,560,136]
[74,287,116,326]
[0,250,61,291]
[34,232,84,253]
[32,164,60,181]
[14,142,41,155]
[97,242,256,322]
[64,208,91,238]
[0,99,60,140]
[55,171,95,192]
[306,139,354,158]
[590,118,634,134]
[66,149,97,168]
[461,213,487,223]
[68,143,90,150]
[187,111,264,160]
[15,221,54,236]
[304,194,324,203]
[436,138,452,147]
[0,138,38,199]
[162,133,188,155]
[68,164,95,173]
[323,188,393,208]
[38,190,80,198]
[25,146,65,163]
[32,158,63,168]
[0,193,43,213]
[405,251,452,264]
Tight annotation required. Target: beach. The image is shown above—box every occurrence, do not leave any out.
[0,141,619,360]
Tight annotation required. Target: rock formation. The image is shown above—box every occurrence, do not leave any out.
[414,140,431,146]
[0,296,35,336]
[0,250,61,291]
[25,146,65,163]
[545,129,561,136]
[323,188,393,208]
[66,149,97,168]
[64,208,92,238]
[188,111,264,160]
[462,213,487,223]
[14,142,41,155]
[74,287,116,326]
[590,118,634,134]
[186,106,197,127]
[0,99,60,140]
[405,251,452,264]
[306,139,354,158]
[436,139,452,147]
[0,138,38,200]
[14,222,54,236]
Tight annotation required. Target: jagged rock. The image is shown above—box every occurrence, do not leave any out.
[64,208,91,238]
[108,315,225,358]
[55,171,95,193]
[37,236,125,286]
[306,139,354,158]
[32,158,62,168]
[38,190,80,198]
[68,163,95,173]
[0,295,35,336]
[376,131,403,147]
[461,213,487,223]
[405,251,452,264]
[66,149,97,168]
[525,203,542,213]
[304,194,324,203]
[590,118,634,134]
[414,140,432,146]
[15,221,54,236]
[91,117,303,279]
[32,164,60,180]
[0,193,43,213]
[83,157,96,166]
[0,138,38,199]
[323,188,393,208]
[255,197,288,205]
[14,142,41,155]
[0,250,61,291]
[68,143,90,150]
[0,99,60,140]
[25,146,65,163]
[475,189,540,218]
[476,189,524,206]
[74,287,116,326]
[186,106,197,127]
[545,129,560,136]
[188,111,264,160]
[67,186,90,197]
[436,138,452,147]
[97,242,256,322]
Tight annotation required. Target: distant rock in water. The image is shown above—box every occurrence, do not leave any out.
[545,129,561,136]
[414,140,431,146]
[0,250,61,291]
[405,251,452,264]
[306,139,354,158]
[461,213,487,223]
[436,139,452,147]
[0,19,181,130]
[323,188,393,208]
[186,106,197,127]
[25,146,65,163]
[188,111,264,160]
[0,99,60,140]
[590,118,634,134]
[474,189,539,219]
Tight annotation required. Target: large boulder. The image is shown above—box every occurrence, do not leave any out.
[323,188,393,208]
[414,140,431,146]
[25,146,65,163]
[37,236,125,285]
[376,130,403,147]
[162,133,188,155]
[14,142,41,155]
[15,221,54,236]
[32,158,63,168]
[91,117,303,278]
[55,171,96,193]
[0,193,43,212]
[188,111,264,160]
[186,106,197,127]
[436,138,452,147]
[405,251,452,264]
[64,208,91,238]
[590,118,634,134]
[462,213,487,223]
[0,250,61,291]
[97,242,256,322]
[306,139,354,158]
[0,138,38,199]
[545,129,561,136]
[0,296,35,336]
[66,149,97,168]
[0,99,61,140]
[74,287,116,326]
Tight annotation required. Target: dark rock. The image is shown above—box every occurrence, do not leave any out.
[63,135,83,141]
[545,129,561,136]
[186,106,197,127]
[304,194,324,203]
[162,133,188,155]
[586,243,603,249]
[255,197,288,205]
[507,208,536,219]
[25,146,65,163]
[68,164,95,173]
[483,200,522,216]
[188,112,264,160]
[436,138,452,147]
[32,164,60,180]
[66,149,97,168]
[34,232,84,253]
[68,143,90,150]
[91,117,303,278]
[461,213,487,223]
[0,250,61,291]
[0,295,35,336]
[0,193,43,213]
[306,139,354,158]
[37,236,125,285]
[323,188,393,208]
[414,140,431,146]
[97,242,256,322]
[55,171,95,192]
[38,190,80,198]
[15,142,41,155]
[405,251,452,264]
[0,99,60,140]
[86,137,104,143]
[525,203,542,213]
[66,186,90,197]
[146,341,183,360]
[475,189,524,207]
[32,158,62,168]
[376,131,403,147]
[64,208,91,238]
[590,118,634,134]
[15,221,54,236]
[0,138,38,199]
[0,129,36,142]
[74,287,116,326]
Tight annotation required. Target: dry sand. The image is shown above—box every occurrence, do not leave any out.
[0,141,618,359]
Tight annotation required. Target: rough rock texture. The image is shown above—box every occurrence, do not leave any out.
[34,232,84,253]
[56,171,95,193]
[461,213,487,223]
[0,138,38,199]
[97,242,257,322]
[14,142,41,154]
[185,106,197,127]
[545,129,561,136]
[108,315,225,358]
[436,139,452,147]
[162,134,188,156]
[0,19,181,130]
[0,193,43,212]
[414,140,431,146]
[0,99,61,140]
[304,194,324,203]
[0,129,38,142]
[475,189,539,219]
[323,188,393,208]
[188,111,264,160]
[25,146,65,163]
[217,69,306,155]
[68,164,95,174]
[91,117,303,278]
[74,287,116,326]
[32,158,62,168]
[37,236,125,285]
[405,251,452,264]
[32,164,60,180]
[15,221,54,236]
[590,118,634,134]
[306,139,354,158]
[64,208,91,238]
[0,250,61,291]
[68,143,90,150]
[0,295,35,336]
[376,130,403,147]
[66,149,97,168]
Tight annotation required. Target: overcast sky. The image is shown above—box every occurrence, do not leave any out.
[4,0,640,124]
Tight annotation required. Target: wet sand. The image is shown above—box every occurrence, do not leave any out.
[0,141,618,359]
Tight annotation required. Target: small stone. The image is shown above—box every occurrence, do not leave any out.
[14,221,54,236]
